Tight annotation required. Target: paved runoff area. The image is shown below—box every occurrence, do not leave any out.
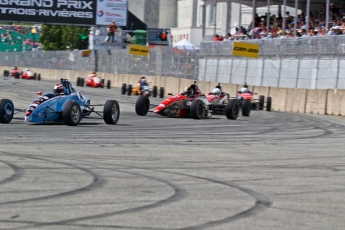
[1,76,345,230]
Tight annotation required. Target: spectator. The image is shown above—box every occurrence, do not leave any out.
[104,21,117,43]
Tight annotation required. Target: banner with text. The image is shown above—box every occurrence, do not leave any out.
[232,42,260,58]
[129,44,149,57]
[96,0,127,26]
[0,0,127,26]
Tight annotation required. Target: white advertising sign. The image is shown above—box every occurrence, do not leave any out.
[89,35,123,50]
[96,0,128,27]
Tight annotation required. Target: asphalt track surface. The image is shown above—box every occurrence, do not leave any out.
[0,76,345,230]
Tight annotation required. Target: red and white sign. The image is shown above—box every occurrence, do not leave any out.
[96,0,127,26]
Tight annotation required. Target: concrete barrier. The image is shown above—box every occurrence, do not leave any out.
[285,88,307,113]
[326,89,345,116]
[252,86,270,100]
[268,87,288,111]
[165,77,181,96]
[219,83,239,98]
[305,89,327,114]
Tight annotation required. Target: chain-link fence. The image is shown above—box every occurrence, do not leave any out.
[1,36,345,89]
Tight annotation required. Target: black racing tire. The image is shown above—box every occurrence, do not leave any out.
[225,99,239,120]
[121,83,126,95]
[37,73,41,81]
[33,73,37,80]
[0,99,14,124]
[190,99,205,120]
[100,79,105,88]
[127,84,132,96]
[107,80,111,89]
[63,101,81,126]
[242,99,251,117]
[4,70,9,77]
[152,86,158,97]
[80,78,84,87]
[76,77,81,86]
[15,72,20,79]
[135,95,150,116]
[266,97,272,111]
[159,87,164,98]
[103,100,120,125]
[259,95,264,110]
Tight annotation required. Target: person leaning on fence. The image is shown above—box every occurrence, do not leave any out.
[104,21,117,43]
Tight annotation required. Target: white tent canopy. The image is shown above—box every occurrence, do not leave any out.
[173,39,200,51]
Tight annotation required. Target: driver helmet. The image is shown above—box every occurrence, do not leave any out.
[13,66,17,70]
[53,83,66,95]
[183,86,193,96]
[212,88,221,97]
[25,68,29,71]
[141,78,147,84]
[241,87,249,93]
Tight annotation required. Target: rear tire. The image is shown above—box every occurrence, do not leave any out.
[225,99,239,120]
[121,83,126,95]
[100,79,105,88]
[15,72,20,79]
[33,73,37,80]
[259,95,264,110]
[107,80,111,89]
[0,99,14,124]
[103,100,120,125]
[135,95,150,116]
[190,100,204,120]
[63,101,81,126]
[242,99,251,117]
[80,78,84,87]
[127,84,132,96]
[76,77,81,86]
[152,86,158,97]
[266,97,272,111]
[159,87,164,98]
[37,73,41,81]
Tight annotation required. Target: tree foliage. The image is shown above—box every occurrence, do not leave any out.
[39,25,89,51]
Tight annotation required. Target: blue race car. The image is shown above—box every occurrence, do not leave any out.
[0,78,120,126]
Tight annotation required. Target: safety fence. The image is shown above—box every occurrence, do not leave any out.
[1,35,345,89]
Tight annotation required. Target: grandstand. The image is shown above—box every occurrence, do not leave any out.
[0,26,41,52]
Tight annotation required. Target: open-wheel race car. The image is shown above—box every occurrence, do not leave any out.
[121,77,165,98]
[135,81,240,120]
[0,78,120,126]
[3,67,41,80]
[235,84,272,117]
[76,75,111,89]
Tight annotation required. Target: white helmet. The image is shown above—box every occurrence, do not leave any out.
[212,88,221,97]
[141,78,146,84]
[241,87,249,93]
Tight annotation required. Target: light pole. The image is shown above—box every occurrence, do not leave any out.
[31,28,37,50]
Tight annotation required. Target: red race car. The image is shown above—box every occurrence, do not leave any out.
[135,81,240,120]
[4,67,41,80]
[236,84,272,116]
[76,76,111,89]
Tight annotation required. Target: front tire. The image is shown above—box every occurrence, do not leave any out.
[159,87,164,98]
[152,86,158,97]
[37,73,41,81]
[103,100,120,125]
[259,95,264,110]
[80,78,84,87]
[63,101,81,126]
[15,72,20,79]
[266,97,272,111]
[121,83,126,95]
[225,99,239,120]
[190,100,205,120]
[107,80,111,89]
[242,99,251,117]
[4,70,9,77]
[0,99,14,124]
[76,77,81,86]
[127,84,132,96]
[135,95,150,116]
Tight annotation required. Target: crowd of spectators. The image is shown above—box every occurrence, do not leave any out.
[215,2,345,41]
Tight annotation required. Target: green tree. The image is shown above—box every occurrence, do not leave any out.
[39,25,89,51]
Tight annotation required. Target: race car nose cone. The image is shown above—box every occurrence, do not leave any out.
[154,104,165,113]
